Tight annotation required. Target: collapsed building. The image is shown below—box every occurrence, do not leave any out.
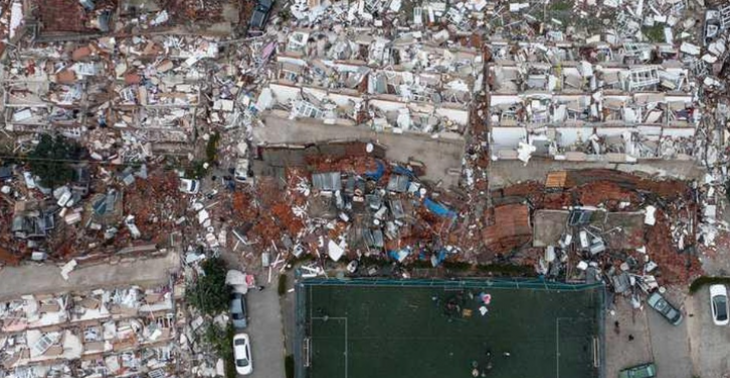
[252,0,488,186]
[0,281,185,378]
[488,42,701,165]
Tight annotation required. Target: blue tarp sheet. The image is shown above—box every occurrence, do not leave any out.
[365,160,386,181]
[424,198,457,218]
[388,249,410,263]
[393,165,415,178]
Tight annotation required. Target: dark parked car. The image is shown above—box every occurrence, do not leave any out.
[618,362,656,378]
[230,293,248,329]
[647,291,683,326]
[249,0,274,31]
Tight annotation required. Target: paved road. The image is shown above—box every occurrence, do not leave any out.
[0,253,179,301]
[605,298,654,378]
[645,290,692,378]
[686,287,730,378]
[245,273,286,378]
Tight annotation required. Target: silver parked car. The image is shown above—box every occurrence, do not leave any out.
[230,293,248,329]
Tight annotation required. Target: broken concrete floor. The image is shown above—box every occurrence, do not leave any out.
[0,253,179,301]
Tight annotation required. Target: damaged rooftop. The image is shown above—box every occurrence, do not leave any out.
[1,0,730,376]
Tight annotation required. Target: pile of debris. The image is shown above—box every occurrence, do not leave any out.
[0,281,184,378]
[0,159,191,265]
[493,169,701,287]
[185,143,468,272]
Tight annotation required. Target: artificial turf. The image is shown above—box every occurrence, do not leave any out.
[304,282,603,378]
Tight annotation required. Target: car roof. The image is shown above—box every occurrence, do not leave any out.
[231,297,243,312]
[647,292,663,306]
[625,363,656,378]
[710,284,727,297]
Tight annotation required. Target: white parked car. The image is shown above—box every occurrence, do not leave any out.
[233,333,253,375]
[234,158,250,183]
[178,178,200,194]
[710,284,729,326]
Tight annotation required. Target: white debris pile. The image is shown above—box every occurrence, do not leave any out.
[0,282,183,378]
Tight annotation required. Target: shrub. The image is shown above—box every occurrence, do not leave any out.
[206,131,221,163]
[476,263,535,276]
[28,134,85,188]
[278,274,288,296]
[285,355,295,378]
[205,324,236,378]
[185,160,208,179]
[689,276,730,294]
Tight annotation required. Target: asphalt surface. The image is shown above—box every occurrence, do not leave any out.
[604,298,654,378]
[687,287,730,378]
[605,287,730,378]
[244,273,286,378]
[645,293,692,378]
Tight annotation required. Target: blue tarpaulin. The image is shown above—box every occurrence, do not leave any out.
[393,165,415,178]
[429,249,448,267]
[424,198,457,218]
[388,249,410,263]
[365,160,386,181]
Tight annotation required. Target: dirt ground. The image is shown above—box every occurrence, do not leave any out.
[605,296,654,378]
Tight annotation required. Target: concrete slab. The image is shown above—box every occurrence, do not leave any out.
[489,159,705,189]
[254,114,465,187]
[0,253,179,301]
[532,210,644,249]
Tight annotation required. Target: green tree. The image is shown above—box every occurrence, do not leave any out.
[204,323,236,378]
[28,134,84,189]
[187,257,232,315]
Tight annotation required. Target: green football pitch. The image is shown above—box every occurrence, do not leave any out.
[300,280,604,378]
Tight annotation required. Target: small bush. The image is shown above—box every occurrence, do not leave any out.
[278,274,288,296]
[477,263,535,276]
[206,131,221,163]
[442,261,472,271]
[285,355,295,378]
[205,324,236,378]
[359,255,388,267]
[28,134,85,189]
[689,276,730,294]
[185,160,208,179]
[642,24,665,43]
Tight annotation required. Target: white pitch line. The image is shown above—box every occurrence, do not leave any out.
[556,318,561,378]
[312,316,348,378]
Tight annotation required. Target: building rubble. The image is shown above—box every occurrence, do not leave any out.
[0,0,727,277]
[0,0,729,366]
[0,280,185,378]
